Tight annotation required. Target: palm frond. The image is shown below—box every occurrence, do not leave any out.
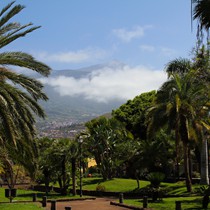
[0,52,50,76]
[193,0,210,31]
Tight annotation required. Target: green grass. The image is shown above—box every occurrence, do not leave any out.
[82,177,150,192]
[0,188,83,202]
[82,178,202,196]
[0,178,207,210]
[82,178,209,209]
[160,181,202,196]
[0,203,43,210]
[124,196,208,210]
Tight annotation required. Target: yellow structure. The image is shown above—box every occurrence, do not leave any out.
[87,158,96,167]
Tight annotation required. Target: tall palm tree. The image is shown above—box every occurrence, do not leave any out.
[193,0,210,31]
[164,58,191,182]
[192,0,210,45]
[0,1,51,147]
[192,46,210,185]
[166,55,210,185]
[148,69,208,192]
[68,140,79,196]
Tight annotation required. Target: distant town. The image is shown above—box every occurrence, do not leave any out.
[36,120,86,139]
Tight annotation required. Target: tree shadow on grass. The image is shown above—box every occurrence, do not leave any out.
[179,198,204,210]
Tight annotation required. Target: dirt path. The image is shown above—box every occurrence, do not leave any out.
[45,197,131,210]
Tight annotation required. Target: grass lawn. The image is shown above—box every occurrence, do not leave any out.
[82,177,150,192]
[0,187,83,202]
[124,196,207,210]
[0,203,43,210]
[0,178,207,210]
[82,178,202,196]
[82,178,209,209]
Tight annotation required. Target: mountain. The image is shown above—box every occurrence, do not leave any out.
[35,62,126,137]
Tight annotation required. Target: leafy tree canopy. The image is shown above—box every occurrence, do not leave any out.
[112,90,156,139]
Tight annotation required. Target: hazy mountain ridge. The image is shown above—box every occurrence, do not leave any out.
[35,63,126,138]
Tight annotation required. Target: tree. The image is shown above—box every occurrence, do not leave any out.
[36,138,57,194]
[50,138,72,195]
[0,2,50,190]
[37,137,81,195]
[166,58,192,77]
[84,116,135,180]
[37,138,75,195]
[192,46,210,185]
[112,91,156,139]
[0,1,50,147]
[165,54,210,185]
[148,68,208,192]
[192,0,210,36]
[69,140,79,196]
[164,4,210,188]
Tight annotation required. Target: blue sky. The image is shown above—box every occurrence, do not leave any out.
[1,1,200,102]
[2,0,197,70]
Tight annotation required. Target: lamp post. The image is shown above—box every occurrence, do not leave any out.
[79,136,83,197]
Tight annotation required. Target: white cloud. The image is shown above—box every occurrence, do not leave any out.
[35,48,107,63]
[40,64,167,103]
[113,25,152,42]
[140,44,155,52]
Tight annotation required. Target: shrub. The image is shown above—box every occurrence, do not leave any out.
[196,186,210,209]
[147,172,165,188]
[88,166,99,174]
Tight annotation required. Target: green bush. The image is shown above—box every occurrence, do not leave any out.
[147,172,165,188]
[88,166,99,174]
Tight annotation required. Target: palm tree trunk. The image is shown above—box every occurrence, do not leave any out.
[183,142,192,192]
[200,138,209,185]
[71,158,77,195]
[175,128,180,180]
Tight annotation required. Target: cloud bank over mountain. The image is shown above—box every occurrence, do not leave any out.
[40,64,167,103]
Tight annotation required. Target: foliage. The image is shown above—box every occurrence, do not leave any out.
[0,140,38,189]
[0,1,50,146]
[0,1,50,190]
[112,90,156,139]
[196,185,210,208]
[193,0,210,45]
[129,130,174,178]
[147,53,209,192]
[84,116,135,180]
[37,138,71,195]
[147,172,165,188]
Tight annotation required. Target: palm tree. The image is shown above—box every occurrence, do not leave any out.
[148,68,208,192]
[0,1,51,147]
[192,0,210,45]
[192,47,210,185]
[193,0,210,31]
[85,116,134,180]
[0,138,38,189]
[166,58,192,77]
[166,55,210,185]
[68,140,79,196]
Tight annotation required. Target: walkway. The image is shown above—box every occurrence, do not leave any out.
[45,197,131,210]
